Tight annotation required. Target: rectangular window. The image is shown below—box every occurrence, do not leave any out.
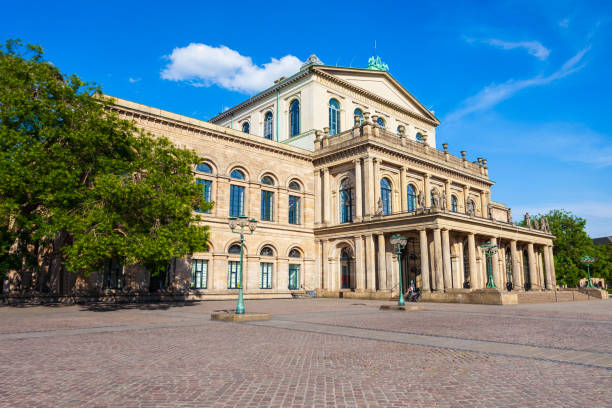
[196,179,212,213]
[289,195,300,225]
[288,264,300,290]
[191,259,208,289]
[228,261,240,289]
[261,190,274,221]
[230,185,244,217]
[103,258,124,289]
[260,263,272,289]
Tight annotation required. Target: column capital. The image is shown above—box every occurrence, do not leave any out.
[352,158,362,165]
[314,169,321,175]
[372,157,381,164]
[423,173,431,179]
[323,167,330,174]
[445,179,451,186]
[418,227,427,232]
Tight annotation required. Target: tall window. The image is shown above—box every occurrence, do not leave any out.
[196,162,212,173]
[289,99,300,137]
[407,184,416,212]
[242,122,250,134]
[260,263,273,289]
[329,99,340,135]
[354,108,364,125]
[230,185,244,217]
[228,261,239,289]
[264,111,273,140]
[261,190,274,221]
[289,195,300,225]
[451,195,458,212]
[381,178,392,215]
[103,258,123,290]
[288,264,300,290]
[196,179,212,213]
[191,259,208,289]
[340,249,352,289]
[377,117,385,129]
[339,179,352,223]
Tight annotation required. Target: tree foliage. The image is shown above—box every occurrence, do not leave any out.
[0,39,210,284]
[527,210,611,287]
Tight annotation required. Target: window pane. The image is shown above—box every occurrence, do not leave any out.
[261,190,274,221]
[289,264,299,290]
[381,178,391,215]
[329,99,340,135]
[260,263,272,289]
[242,122,250,134]
[290,100,300,137]
[196,163,212,173]
[230,185,244,217]
[228,261,239,289]
[264,112,273,140]
[289,195,300,224]
[191,259,208,289]
[196,179,212,213]
[407,185,416,212]
[230,169,244,180]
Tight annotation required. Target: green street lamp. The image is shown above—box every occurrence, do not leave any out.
[390,234,408,306]
[480,241,498,289]
[228,215,258,314]
[580,255,596,288]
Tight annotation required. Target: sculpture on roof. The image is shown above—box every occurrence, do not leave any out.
[366,56,389,72]
[301,54,324,70]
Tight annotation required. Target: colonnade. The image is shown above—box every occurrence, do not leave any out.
[314,158,491,226]
[316,227,557,293]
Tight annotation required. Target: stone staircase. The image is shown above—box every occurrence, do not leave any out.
[517,290,595,304]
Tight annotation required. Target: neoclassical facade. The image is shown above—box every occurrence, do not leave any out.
[2,56,557,303]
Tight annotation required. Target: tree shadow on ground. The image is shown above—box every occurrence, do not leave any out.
[79,301,199,312]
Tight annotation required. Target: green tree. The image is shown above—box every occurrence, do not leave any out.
[526,210,610,287]
[0,40,210,288]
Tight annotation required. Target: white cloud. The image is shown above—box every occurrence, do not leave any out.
[128,77,141,83]
[160,43,303,94]
[482,39,550,60]
[444,47,590,122]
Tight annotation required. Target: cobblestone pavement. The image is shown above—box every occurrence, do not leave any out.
[1,299,611,407]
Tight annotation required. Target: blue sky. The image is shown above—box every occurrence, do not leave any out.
[3,0,611,236]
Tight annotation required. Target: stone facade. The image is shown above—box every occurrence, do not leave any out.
[2,61,558,302]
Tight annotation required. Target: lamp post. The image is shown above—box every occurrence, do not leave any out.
[390,234,408,306]
[480,241,498,289]
[228,215,258,314]
[580,256,595,288]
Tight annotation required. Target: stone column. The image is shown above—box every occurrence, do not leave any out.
[442,228,452,290]
[354,159,362,220]
[377,233,387,290]
[548,246,557,287]
[455,240,464,288]
[323,168,331,224]
[467,233,478,289]
[314,170,321,224]
[364,157,374,216]
[543,245,553,290]
[419,229,431,292]
[490,237,500,288]
[527,243,538,290]
[373,158,381,208]
[355,235,365,291]
[322,239,330,289]
[445,181,452,210]
[366,234,376,291]
[424,173,431,208]
[314,239,322,289]
[510,240,521,290]
[433,228,444,291]
[400,167,407,212]
[463,185,470,213]
[480,191,488,218]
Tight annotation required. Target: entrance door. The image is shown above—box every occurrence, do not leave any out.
[403,238,421,293]
[288,264,299,290]
[340,249,352,289]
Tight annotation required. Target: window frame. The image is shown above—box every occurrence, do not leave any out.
[191,259,208,289]
[228,261,239,289]
[339,179,353,223]
[407,184,417,212]
[289,99,300,137]
[260,262,273,289]
[288,195,301,225]
[329,99,340,135]
[380,177,392,215]
[264,111,273,140]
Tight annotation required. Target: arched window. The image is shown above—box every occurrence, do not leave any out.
[377,117,385,129]
[261,175,274,186]
[228,244,241,254]
[260,246,274,257]
[289,99,300,137]
[264,111,273,140]
[329,99,340,135]
[339,179,353,223]
[354,108,364,125]
[451,195,458,212]
[288,248,301,258]
[230,169,245,180]
[381,178,392,215]
[288,181,301,191]
[196,162,212,173]
[416,132,423,142]
[407,184,416,212]
[242,122,250,134]
[397,125,402,135]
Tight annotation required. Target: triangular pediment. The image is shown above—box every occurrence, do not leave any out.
[314,66,439,124]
